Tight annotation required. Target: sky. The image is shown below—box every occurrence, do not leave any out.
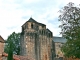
[0,0,80,40]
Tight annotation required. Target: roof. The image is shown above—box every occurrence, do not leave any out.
[2,52,34,60]
[22,17,46,27]
[53,36,67,43]
[2,53,20,60]
[46,28,52,33]
[27,17,37,23]
[0,35,5,43]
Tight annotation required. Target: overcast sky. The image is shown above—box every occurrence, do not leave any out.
[0,0,80,39]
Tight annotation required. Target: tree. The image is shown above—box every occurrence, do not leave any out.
[59,2,80,58]
[7,39,13,60]
[4,32,21,55]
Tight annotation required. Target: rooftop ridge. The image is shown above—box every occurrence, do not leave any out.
[22,17,46,27]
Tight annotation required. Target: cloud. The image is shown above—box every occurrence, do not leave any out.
[0,0,80,39]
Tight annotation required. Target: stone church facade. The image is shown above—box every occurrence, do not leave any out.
[20,18,54,60]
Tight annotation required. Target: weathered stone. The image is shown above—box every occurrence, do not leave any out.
[20,18,54,60]
[0,35,5,60]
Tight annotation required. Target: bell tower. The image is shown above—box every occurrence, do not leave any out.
[20,17,54,60]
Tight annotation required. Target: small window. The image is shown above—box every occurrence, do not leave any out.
[22,27,24,32]
[31,23,33,29]
[42,25,44,28]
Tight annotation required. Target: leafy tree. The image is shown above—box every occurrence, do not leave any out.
[59,2,80,58]
[4,32,21,55]
[7,39,13,60]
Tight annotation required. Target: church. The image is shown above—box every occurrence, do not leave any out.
[0,18,79,60]
[20,17,55,60]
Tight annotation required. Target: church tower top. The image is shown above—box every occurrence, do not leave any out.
[22,17,46,27]
[27,17,37,23]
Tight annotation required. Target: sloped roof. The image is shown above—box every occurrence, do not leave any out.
[46,28,52,33]
[53,36,67,43]
[27,17,37,23]
[22,17,46,27]
[2,53,20,60]
[0,35,5,43]
[2,52,34,60]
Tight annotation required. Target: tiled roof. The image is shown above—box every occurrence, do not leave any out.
[53,36,67,43]
[2,53,34,60]
[2,53,20,60]
[14,55,34,60]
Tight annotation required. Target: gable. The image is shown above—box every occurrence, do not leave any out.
[22,17,46,27]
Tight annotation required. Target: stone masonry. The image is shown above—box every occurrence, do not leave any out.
[0,35,5,60]
[20,18,54,60]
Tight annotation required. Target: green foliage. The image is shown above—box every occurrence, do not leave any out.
[4,32,21,55]
[7,40,13,60]
[61,40,80,58]
[59,2,80,58]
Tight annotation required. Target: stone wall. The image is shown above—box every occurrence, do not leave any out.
[0,42,4,54]
[20,18,54,60]
[55,42,63,58]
